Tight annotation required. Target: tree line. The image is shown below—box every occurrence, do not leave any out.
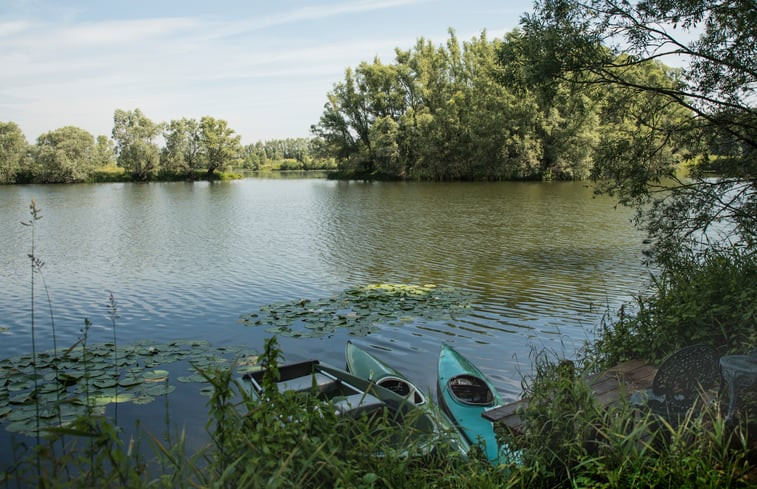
[310,29,694,181]
[0,111,333,184]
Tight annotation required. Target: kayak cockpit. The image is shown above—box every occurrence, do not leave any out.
[377,376,426,406]
[448,374,495,406]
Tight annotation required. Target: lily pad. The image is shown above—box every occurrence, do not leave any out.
[240,283,472,338]
[142,384,175,396]
[93,378,119,389]
[143,370,169,382]
[9,392,34,405]
[118,376,143,388]
[131,395,156,405]
[91,392,135,406]
[0,338,265,435]
[6,419,38,433]
[177,374,206,383]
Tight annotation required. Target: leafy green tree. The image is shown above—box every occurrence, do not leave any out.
[162,118,203,177]
[199,116,242,178]
[32,126,97,183]
[311,67,372,173]
[521,0,756,259]
[94,135,116,168]
[241,143,264,170]
[369,116,402,177]
[0,121,28,184]
[311,29,627,181]
[112,109,162,181]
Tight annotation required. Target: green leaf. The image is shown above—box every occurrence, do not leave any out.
[143,370,169,382]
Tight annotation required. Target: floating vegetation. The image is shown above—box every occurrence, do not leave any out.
[240,283,473,338]
[0,340,258,436]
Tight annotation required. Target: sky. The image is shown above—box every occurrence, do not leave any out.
[0,0,533,145]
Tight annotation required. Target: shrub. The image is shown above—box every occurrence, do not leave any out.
[584,248,757,367]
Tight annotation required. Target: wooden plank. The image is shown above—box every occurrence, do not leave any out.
[482,360,658,432]
[482,399,527,422]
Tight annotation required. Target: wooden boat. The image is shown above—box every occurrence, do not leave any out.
[344,341,470,455]
[245,358,442,456]
[437,343,514,465]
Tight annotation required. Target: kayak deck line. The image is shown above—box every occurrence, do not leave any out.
[482,359,658,435]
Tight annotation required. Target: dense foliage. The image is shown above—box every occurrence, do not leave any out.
[310,29,686,181]
[520,0,756,262]
[585,248,757,367]
[112,109,163,181]
[0,121,28,184]
[240,138,335,171]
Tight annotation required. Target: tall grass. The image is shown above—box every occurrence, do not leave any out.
[21,200,43,451]
[500,351,756,488]
[107,293,120,425]
[6,339,755,487]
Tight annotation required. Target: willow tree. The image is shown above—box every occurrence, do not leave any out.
[199,116,241,178]
[162,118,203,178]
[0,121,28,184]
[521,0,756,259]
[112,109,162,181]
[312,31,549,180]
[33,126,98,183]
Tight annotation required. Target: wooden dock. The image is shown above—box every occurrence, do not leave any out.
[482,359,657,434]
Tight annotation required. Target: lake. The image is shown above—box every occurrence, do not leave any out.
[0,177,650,459]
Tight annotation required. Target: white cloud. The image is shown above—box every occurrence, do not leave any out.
[206,0,432,39]
[56,17,199,46]
[0,20,32,37]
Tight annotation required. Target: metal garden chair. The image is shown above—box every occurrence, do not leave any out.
[631,344,719,423]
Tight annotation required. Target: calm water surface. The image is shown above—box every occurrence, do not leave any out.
[0,178,649,457]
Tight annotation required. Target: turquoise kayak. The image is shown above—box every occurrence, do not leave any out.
[345,341,470,456]
[437,343,513,465]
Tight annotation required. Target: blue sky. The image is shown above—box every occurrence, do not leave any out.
[1,0,533,144]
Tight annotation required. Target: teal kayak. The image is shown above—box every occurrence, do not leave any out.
[345,341,427,406]
[437,343,513,465]
[345,341,470,456]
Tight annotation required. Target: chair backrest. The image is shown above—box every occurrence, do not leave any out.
[652,344,719,409]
